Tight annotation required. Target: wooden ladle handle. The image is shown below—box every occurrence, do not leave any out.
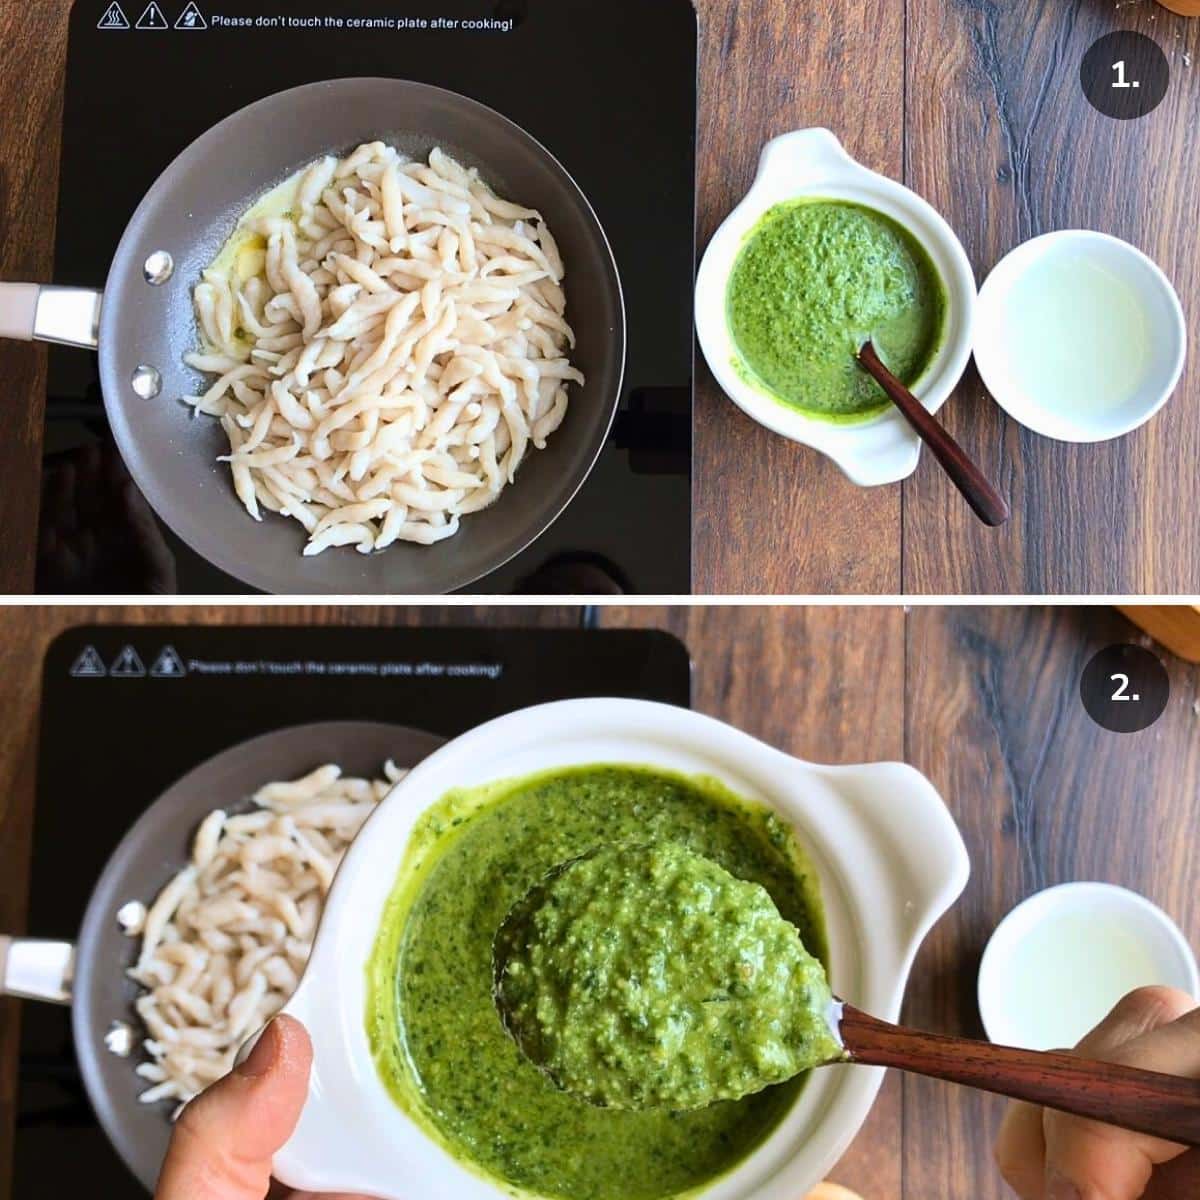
[857,341,1010,527]
[839,1005,1200,1146]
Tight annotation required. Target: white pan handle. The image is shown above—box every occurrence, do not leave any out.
[0,935,74,1004]
[0,283,102,349]
[0,283,38,339]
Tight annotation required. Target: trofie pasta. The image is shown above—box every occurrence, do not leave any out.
[125,761,405,1113]
[184,144,583,554]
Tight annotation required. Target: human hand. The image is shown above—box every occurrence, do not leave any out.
[155,1015,373,1200]
[995,986,1200,1199]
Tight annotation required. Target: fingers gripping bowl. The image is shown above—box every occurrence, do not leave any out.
[274,699,969,1200]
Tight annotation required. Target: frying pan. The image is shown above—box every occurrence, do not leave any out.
[0,78,626,594]
[0,719,446,1192]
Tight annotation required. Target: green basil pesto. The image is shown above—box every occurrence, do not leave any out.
[727,198,947,422]
[495,843,842,1111]
[366,765,830,1200]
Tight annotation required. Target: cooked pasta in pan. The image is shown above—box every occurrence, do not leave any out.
[184,144,583,554]
[124,761,404,1113]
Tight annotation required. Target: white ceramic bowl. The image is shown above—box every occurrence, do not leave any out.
[974,231,1187,442]
[978,882,1200,1052]
[695,128,977,486]
[273,698,969,1200]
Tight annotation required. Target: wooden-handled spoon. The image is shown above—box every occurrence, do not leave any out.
[502,969,1200,1144]
[837,1002,1200,1147]
[857,340,1010,527]
[494,848,1200,1145]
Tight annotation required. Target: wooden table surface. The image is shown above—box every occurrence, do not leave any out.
[3,603,1199,1197]
[4,2,1199,596]
[695,0,1200,595]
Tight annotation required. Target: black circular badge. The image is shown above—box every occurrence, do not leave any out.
[1081,32,1170,120]
[1080,644,1170,733]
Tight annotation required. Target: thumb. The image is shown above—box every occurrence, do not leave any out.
[155,1015,313,1200]
[1044,991,1200,1199]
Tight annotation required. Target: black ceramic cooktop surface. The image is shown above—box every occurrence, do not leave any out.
[14,621,691,1194]
[39,0,696,595]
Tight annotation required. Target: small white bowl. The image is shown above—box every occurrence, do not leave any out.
[272,698,969,1200]
[695,128,977,486]
[974,230,1187,442]
[978,882,1199,1053]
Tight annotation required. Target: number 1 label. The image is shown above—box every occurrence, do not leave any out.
[1112,60,1139,89]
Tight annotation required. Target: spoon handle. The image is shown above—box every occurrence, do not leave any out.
[857,341,1010,527]
[838,1005,1200,1146]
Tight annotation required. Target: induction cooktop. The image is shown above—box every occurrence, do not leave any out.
[13,620,691,1194]
[38,0,696,595]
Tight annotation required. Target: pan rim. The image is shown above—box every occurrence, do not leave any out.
[99,76,626,595]
[69,718,447,1192]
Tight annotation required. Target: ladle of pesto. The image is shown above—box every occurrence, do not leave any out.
[492,842,1200,1143]
[493,842,842,1110]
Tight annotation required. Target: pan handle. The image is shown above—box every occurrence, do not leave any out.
[0,283,102,349]
[0,936,74,1004]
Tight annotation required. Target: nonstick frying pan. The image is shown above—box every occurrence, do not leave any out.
[0,78,626,594]
[0,720,446,1192]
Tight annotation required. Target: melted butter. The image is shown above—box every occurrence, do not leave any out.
[209,167,305,282]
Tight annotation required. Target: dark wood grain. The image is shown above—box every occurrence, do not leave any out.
[0,618,43,1200]
[903,1,1200,593]
[901,605,1200,1197]
[693,0,905,595]
[840,1004,1200,1146]
[0,2,67,593]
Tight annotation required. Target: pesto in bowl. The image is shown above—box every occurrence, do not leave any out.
[727,198,947,422]
[366,764,830,1200]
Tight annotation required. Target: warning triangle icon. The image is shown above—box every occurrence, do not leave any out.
[111,646,147,678]
[70,646,107,677]
[135,1,168,29]
[97,2,129,28]
[175,1,206,28]
[151,646,187,678]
